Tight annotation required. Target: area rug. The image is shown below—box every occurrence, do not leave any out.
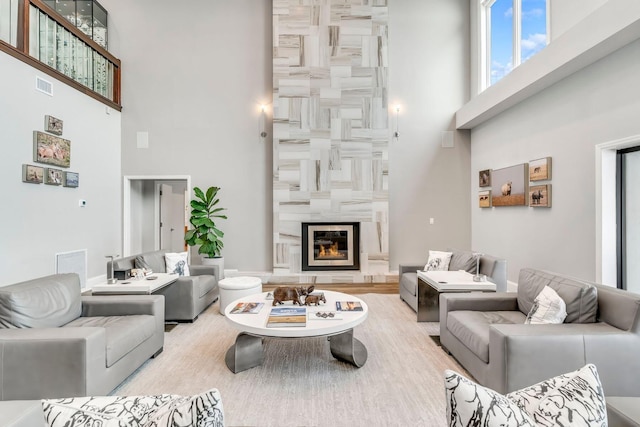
[113,294,467,427]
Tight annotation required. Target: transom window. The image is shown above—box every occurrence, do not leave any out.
[481,0,549,89]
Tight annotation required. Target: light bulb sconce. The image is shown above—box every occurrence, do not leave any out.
[393,105,401,139]
[105,254,119,284]
[259,104,268,139]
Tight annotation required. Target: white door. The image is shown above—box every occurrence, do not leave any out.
[159,182,187,252]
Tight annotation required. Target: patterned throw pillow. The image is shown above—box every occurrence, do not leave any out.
[525,285,567,324]
[42,388,224,427]
[444,370,535,426]
[508,364,607,426]
[445,364,607,427]
[165,252,191,276]
[424,250,453,271]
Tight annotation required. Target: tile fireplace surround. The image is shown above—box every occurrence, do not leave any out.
[271,0,390,284]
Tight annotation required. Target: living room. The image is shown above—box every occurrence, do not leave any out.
[1,0,640,425]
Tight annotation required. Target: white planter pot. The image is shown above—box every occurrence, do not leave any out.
[202,256,224,279]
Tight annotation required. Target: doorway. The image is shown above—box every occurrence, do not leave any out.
[617,147,640,292]
[123,175,191,257]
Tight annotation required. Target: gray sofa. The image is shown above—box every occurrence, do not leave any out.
[0,273,164,401]
[109,250,219,322]
[440,268,640,396]
[399,250,508,313]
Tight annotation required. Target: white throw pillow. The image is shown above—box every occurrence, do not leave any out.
[424,250,453,271]
[165,252,190,276]
[445,364,607,427]
[525,285,567,324]
[42,388,224,427]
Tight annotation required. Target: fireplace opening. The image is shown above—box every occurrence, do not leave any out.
[301,222,360,271]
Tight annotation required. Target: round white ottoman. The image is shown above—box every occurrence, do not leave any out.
[218,276,262,315]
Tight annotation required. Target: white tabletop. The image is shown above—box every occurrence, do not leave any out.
[224,290,368,338]
[92,273,178,294]
[417,270,496,291]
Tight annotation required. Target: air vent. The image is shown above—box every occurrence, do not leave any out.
[36,76,53,96]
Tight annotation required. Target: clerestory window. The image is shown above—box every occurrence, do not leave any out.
[481,0,549,89]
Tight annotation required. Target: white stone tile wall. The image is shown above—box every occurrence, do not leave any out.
[273,0,390,281]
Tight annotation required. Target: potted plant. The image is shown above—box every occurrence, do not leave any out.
[185,186,227,278]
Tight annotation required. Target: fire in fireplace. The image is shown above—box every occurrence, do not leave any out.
[301,222,360,271]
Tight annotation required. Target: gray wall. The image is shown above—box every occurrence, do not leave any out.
[470,38,640,283]
[0,53,121,286]
[101,0,472,273]
[102,0,273,270]
[388,0,471,268]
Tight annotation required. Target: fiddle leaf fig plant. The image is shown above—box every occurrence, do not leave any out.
[185,186,227,258]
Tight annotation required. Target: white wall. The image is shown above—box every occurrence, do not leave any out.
[0,53,121,286]
[470,38,640,283]
[101,0,273,271]
[388,0,472,268]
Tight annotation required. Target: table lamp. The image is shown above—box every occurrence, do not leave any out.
[473,253,484,282]
[105,254,119,284]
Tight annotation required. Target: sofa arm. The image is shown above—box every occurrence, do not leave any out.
[190,264,219,280]
[81,295,164,317]
[440,292,518,313]
[0,327,106,400]
[399,264,423,276]
[487,322,636,394]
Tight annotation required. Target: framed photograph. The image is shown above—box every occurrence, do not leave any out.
[479,190,491,208]
[63,171,79,188]
[22,164,43,184]
[479,169,491,187]
[45,115,63,135]
[44,167,63,185]
[529,157,552,181]
[491,163,529,207]
[530,184,551,207]
[33,131,71,168]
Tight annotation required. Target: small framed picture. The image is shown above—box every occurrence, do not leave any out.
[45,115,63,135]
[529,157,551,181]
[63,171,79,188]
[479,169,491,187]
[44,167,63,185]
[22,164,43,184]
[529,184,551,207]
[479,190,491,208]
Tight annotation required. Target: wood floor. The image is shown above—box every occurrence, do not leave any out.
[262,282,399,295]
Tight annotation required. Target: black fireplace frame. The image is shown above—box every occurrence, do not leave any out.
[301,222,360,271]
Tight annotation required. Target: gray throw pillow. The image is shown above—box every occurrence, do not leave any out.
[448,249,478,274]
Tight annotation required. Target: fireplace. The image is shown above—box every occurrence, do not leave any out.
[301,222,360,271]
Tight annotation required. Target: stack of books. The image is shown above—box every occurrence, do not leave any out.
[266,306,306,327]
[336,301,363,311]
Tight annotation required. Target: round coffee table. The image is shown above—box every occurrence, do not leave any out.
[224,290,368,373]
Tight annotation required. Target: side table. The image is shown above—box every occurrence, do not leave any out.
[416,270,496,322]
[218,276,262,315]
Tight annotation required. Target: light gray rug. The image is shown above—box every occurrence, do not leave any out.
[114,294,468,427]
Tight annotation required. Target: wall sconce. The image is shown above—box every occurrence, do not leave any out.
[393,105,401,139]
[105,254,119,284]
[259,104,268,139]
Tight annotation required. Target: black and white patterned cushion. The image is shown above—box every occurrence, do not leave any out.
[445,370,535,426]
[42,388,224,427]
[445,364,607,427]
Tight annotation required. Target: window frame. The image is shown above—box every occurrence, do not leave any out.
[480,0,550,91]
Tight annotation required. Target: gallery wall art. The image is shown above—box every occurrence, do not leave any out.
[22,164,44,184]
[64,171,79,188]
[44,167,63,185]
[45,115,63,135]
[529,157,551,181]
[491,163,528,207]
[479,169,491,187]
[530,184,551,207]
[479,190,491,208]
[33,131,71,168]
